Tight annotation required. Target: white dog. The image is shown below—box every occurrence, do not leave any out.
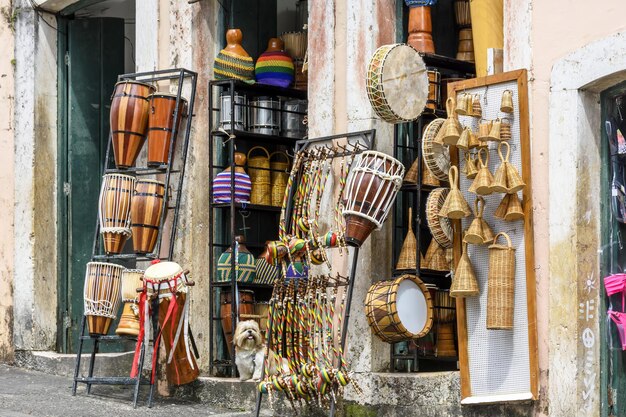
[234,320,288,381]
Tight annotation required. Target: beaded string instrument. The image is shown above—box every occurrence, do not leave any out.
[258,144,363,410]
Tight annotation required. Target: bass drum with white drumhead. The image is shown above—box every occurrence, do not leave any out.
[365,274,434,343]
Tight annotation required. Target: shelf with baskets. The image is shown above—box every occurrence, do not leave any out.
[390,58,475,372]
[208,79,307,377]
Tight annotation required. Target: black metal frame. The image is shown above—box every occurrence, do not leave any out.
[72,68,197,407]
[208,79,308,377]
[253,130,375,417]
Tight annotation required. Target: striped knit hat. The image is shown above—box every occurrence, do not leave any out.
[214,49,255,82]
[255,51,295,88]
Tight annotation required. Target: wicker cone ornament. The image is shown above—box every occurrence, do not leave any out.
[464,197,494,245]
[422,162,441,186]
[424,239,450,271]
[491,142,510,193]
[442,97,461,145]
[494,194,510,219]
[439,166,471,219]
[487,232,516,330]
[404,158,419,185]
[505,163,526,194]
[486,118,502,141]
[396,207,418,271]
[456,127,472,151]
[468,148,494,195]
[501,90,514,113]
[465,152,478,179]
[455,93,469,116]
[500,119,512,141]
[468,132,481,149]
[478,120,492,141]
[450,240,479,297]
[471,94,482,118]
[496,193,525,222]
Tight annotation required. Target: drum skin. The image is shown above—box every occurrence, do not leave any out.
[159,292,199,385]
[110,81,156,168]
[365,275,433,343]
[131,180,165,254]
[220,290,255,357]
[147,94,187,167]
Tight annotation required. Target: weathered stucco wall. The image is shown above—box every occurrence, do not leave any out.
[0,0,16,363]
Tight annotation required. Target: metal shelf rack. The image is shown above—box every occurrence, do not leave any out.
[72,68,198,407]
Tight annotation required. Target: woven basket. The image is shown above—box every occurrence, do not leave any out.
[270,151,291,207]
[426,188,453,248]
[501,90,514,113]
[439,166,471,219]
[450,240,479,297]
[487,232,516,330]
[442,97,461,145]
[468,148,494,195]
[500,119,512,141]
[422,118,450,181]
[424,239,449,271]
[396,207,418,270]
[455,93,469,116]
[248,146,271,205]
[478,120,492,141]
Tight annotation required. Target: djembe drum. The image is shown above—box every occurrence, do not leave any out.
[115,269,144,336]
[144,261,198,386]
[98,174,136,254]
[83,262,123,335]
[365,274,434,343]
[342,151,404,247]
[220,289,255,357]
[147,94,188,167]
[434,290,457,357]
[110,80,156,168]
[131,179,165,254]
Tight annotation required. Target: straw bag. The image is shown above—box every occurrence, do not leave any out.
[422,118,450,181]
[270,151,291,207]
[439,166,471,219]
[495,193,525,222]
[450,240,479,297]
[487,232,516,330]
[426,188,453,248]
[423,239,449,271]
[396,207,418,271]
[248,146,271,205]
[468,148,494,195]
[464,196,494,245]
[490,142,525,194]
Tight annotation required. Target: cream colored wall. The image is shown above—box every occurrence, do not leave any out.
[0,0,15,362]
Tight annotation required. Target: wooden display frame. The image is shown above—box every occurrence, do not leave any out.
[448,70,538,404]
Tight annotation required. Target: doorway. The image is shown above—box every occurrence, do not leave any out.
[57,0,136,353]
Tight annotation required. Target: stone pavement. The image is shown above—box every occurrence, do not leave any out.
[0,364,258,417]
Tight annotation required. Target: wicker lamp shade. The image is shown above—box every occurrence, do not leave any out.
[486,232,516,330]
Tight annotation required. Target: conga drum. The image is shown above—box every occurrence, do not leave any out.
[83,262,124,335]
[98,174,135,254]
[220,289,255,357]
[434,290,457,357]
[342,151,404,247]
[366,44,429,124]
[144,261,198,386]
[147,94,188,167]
[110,80,156,169]
[115,269,144,336]
[365,274,433,343]
[131,179,165,254]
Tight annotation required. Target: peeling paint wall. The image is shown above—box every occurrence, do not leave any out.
[0,0,15,363]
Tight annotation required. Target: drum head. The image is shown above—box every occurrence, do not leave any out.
[397,278,430,335]
[144,261,182,281]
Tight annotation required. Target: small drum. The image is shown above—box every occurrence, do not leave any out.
[249,97,280,136]
[99,174,135,254]
[434,290,457,357]
[281,99,308,139]
[280,31,307,60]
[147,94,188,167]
[365,274,434,343]
[83,262,124,335]
[366,44,429,124]
[219,92,247,131]
[110,80,156,169]
[220,289,255,357]
[131,179,165,254]
[426,69,441,112]
[115,269,144,336]
[144,261,198,385]
[342,151,404,247]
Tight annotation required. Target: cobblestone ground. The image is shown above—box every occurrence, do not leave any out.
[0,364,256,417]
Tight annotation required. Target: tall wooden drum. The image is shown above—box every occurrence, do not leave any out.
[83,262,124,335]
[342,151,404,247]
[366,44,429,124]
[365,274,433,343]
[220,290,255,357]
[98,174,136,254]
[147,94,188,167]
[110,80,156,169]
[131,179,165,254]
[115,269,144,336]
[144,261,198,386]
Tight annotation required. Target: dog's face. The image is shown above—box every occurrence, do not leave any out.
[234,320,263,351]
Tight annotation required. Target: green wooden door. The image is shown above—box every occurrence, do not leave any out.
[59,17,125,353]
[601,81,626,417]
[230,0,277,58]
